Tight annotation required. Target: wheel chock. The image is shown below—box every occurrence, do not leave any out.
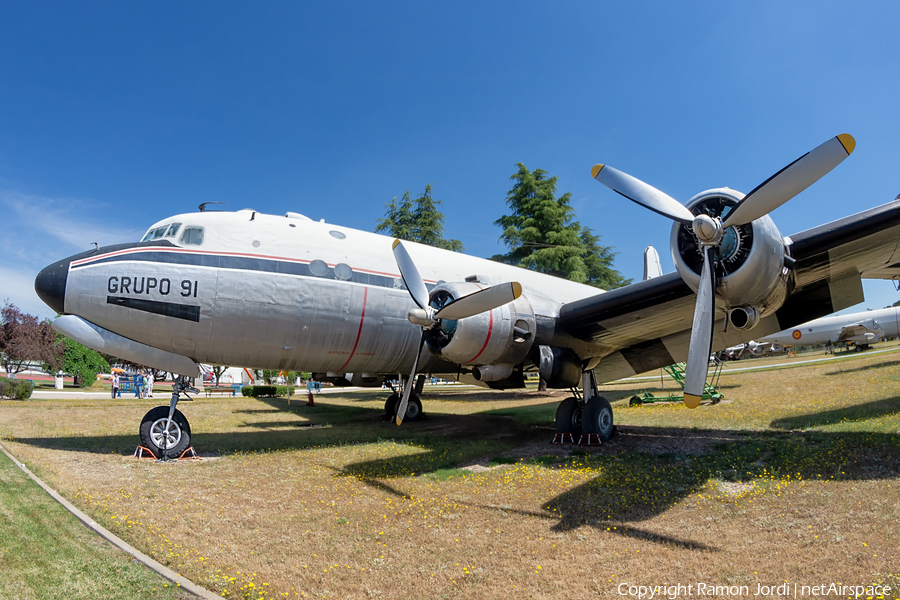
[133,446,200,460]
[551,433,575,445]
[133,446,158,460]
[578,433,603,446]
[177,446,200,460]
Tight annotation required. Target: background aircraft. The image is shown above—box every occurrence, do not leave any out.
[758,305,900,351]
[34,134,900,458]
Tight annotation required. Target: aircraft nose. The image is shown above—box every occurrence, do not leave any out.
[34,257,71,315]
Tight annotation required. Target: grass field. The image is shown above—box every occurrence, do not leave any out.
[0,348,898,599]
[0,446,191,599]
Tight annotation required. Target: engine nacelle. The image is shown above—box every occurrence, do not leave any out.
[671,188,790,319]
[423,281,536,368]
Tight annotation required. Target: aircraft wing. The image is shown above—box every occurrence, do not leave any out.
[557,199,900,381]
[835,324,873,342]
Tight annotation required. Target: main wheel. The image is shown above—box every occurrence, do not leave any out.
[385,393,423,421]
[384,393,400,416]
[139,406,191,459]
[403,396,423,421]
[555,397,582,434]
[581,395,614,440]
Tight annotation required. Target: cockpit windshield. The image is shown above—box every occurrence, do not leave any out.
[141,223,182,242]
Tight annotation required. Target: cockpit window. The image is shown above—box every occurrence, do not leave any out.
[142,225,168,241]
[141,222,183,242]
[179,226,205,246]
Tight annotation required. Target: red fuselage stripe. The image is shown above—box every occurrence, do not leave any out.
[338,287,368,372]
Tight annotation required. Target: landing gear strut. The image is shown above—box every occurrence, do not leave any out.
[139,376,197,459]
[554,370,615,441]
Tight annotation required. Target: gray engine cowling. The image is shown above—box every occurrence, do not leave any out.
[423,281,536,368]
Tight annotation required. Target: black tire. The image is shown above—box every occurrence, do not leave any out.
[139,406,191,459]
[581,395,614,440]
[555,397,582,434]
[386,394,423,421]
[384,393,400,416]
[629,395,643,406]
[403,396,423,421]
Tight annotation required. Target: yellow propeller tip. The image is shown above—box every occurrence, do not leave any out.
[683,394,702,409]
[511,282,522,298]
[837,133,855,155]
[591,164,605,179]
[395,416,403,425]
[392,239,401,249]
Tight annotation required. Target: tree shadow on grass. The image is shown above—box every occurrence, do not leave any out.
[770,396,900,430]
[821,359,900,377]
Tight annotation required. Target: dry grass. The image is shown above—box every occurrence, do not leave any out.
[0,349,898,599]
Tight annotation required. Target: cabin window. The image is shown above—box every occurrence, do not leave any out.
[179,226,205,246]
[334,263,353,281]
[309,260,328,276]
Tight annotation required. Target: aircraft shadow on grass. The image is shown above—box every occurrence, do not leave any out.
[12,396,899,552]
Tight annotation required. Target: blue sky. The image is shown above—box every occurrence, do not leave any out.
[2,1,899,320]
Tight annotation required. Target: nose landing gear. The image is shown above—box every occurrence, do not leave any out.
[139,377,198,460]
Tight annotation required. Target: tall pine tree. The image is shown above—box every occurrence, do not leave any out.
[375,184,464,252]
[492,163,630,289]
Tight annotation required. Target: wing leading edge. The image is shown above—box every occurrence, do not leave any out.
[558,199,900,383]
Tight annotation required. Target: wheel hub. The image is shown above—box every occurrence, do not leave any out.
[150,418,182,450]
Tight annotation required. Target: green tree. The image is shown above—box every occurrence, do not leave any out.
[492,163,630,289]
[376,184,464,252]
[60,337,109,387]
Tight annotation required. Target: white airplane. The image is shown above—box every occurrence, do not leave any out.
[720,340,783,360]
[758,305,900,351]
[33,133,900,459]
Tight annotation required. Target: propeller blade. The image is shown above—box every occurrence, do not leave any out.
[392,240,430,311]
[591,164,695,224]
[684,246,716,408]
[723,134,855,228]
[396,332,425,425]
[433,282,522,321]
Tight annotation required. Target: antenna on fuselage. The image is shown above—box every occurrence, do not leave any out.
[199,202,228,212]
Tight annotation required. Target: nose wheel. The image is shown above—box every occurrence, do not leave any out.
[138,377,197,459]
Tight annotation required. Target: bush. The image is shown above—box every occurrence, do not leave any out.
[239,385,292,398]
[13,380,32,400]
[0,377,32,400]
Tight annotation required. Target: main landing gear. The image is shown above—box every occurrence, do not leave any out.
[383,374,425,422]
[139,377,198,459]
[554,370,615,441]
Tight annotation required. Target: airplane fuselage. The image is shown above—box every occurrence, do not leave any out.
[39,209,604,377]
[759,306,900,347]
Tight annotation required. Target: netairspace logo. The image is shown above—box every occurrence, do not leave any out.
[616,582,892,599]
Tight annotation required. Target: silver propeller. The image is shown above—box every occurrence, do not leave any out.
[391,239,522,424]
[592,133,855,406]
